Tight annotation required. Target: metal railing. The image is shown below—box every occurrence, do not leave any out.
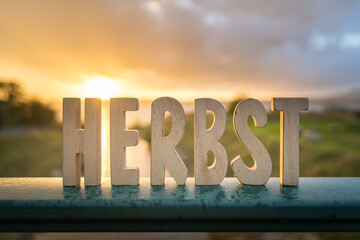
[0,177,359,232]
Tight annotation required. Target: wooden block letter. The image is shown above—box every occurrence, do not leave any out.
[194,98,228,185]
[271,98,309,186]
[110,98,139,186]
[151,97,188,185]
[63,98,101,186]
[231,98,272,185]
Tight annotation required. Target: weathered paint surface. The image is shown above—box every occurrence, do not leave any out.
[0,177,359,231]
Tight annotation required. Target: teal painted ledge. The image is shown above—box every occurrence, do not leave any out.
[0,177,359,232]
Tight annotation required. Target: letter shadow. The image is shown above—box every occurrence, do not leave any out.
[84,185,102,199]
[112,185,140,200]
[63,186,82,200]
[194,185,226,202]
[233,184,269,200]
[279,185,298,200]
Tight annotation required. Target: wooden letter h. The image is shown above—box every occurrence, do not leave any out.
[63,98,101,186]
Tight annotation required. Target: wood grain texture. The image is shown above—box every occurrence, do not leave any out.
[151,97,188,185]
[63,98,81,186]
[231,98,272,185]
[110,98,140,186]
[272,98,309,186]
[63,98,101,186]
[194,98,228,185]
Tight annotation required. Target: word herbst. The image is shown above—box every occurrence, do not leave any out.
[63,97,308,187]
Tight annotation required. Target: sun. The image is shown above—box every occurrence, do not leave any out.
[84,76,123,99]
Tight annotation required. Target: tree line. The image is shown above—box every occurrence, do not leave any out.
[0,81,57,127]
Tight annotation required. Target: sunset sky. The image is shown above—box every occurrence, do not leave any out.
[0,0,360,102]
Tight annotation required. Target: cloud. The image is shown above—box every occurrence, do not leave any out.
[0,0,359,97]
[340,33,360,49]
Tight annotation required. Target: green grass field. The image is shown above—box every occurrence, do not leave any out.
[0,129,62,177]
[0,111,359,178]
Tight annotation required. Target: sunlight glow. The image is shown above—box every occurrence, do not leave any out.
[147,1,161,13]
[101,118,110,178]
[84,76,123,99]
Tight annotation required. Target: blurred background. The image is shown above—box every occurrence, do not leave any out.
[0,0,359,239]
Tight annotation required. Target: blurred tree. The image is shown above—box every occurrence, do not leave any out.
[227,96,246,117]
[27,100,56,126]
[0,80,56,127]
